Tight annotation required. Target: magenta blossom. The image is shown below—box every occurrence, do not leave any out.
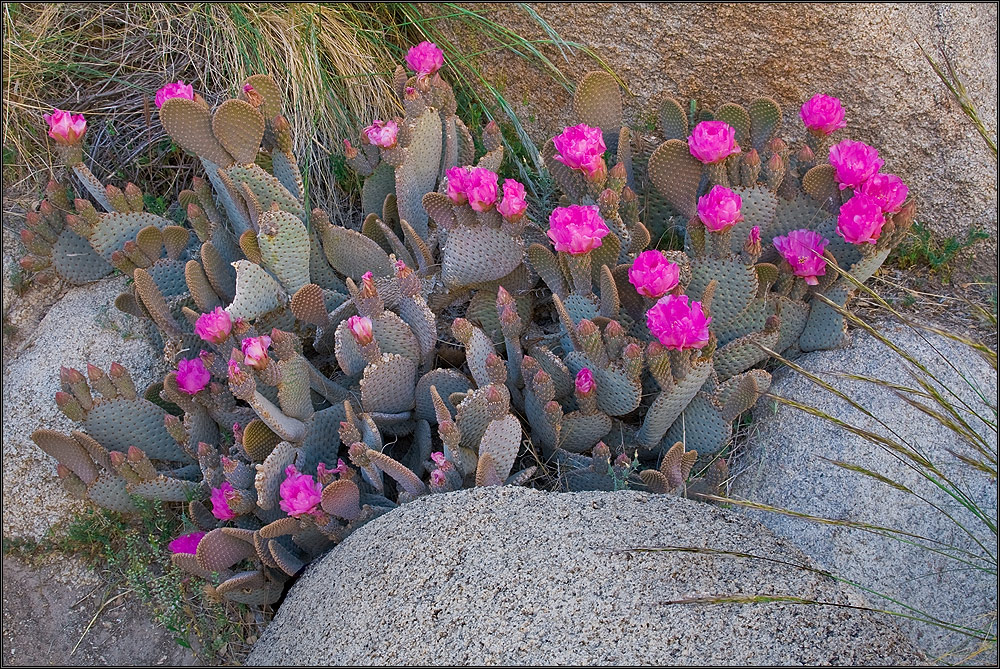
[406,41,444,76]
[278,465,323,517]
[575,368,596,395]
[431,452,448,467]
[828,139,884,191]
[773,229,830,285]
[465,167,499,212]
[194,306,232,345]
[688,121,741,164]
[836,194,885,245]
[445,166,469,205]
[430,469,447,486]
[241,335,271,370]
[155,80,195,109]
[363,119,398,149]
[547,205,610,255]
[168,531,206,555]
[346,315,374,346]
[210,482,238,521]
[696,185,744,232]
[43,109,87,145]
[646,294,712,351]
[860,173,909,214]
[497,179,527,222]
[552,124,607,181]
[176,357,210,395]
[628,249,680,299]
[800,94,847,136]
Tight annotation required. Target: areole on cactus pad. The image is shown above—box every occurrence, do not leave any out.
[25,47,913,608]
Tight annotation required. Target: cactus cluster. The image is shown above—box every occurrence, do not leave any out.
[27,45,913,607]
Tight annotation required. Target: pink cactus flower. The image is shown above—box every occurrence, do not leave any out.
[331,458,348,476]
[278,465,323,517]
[860,173,909,214]
[799,94,847,136]
[628,249,680,299]
[688,121,741,164]
[210,482,238,521]
[43,109,87,145]
[465,167,499,212]
[696,185,744,232]
[552,123,607,181]
[430,469,447,486]
[431,452,448,467]
[828,139,884,191]
[497,178,527,222]
[155,80,195,109]
[346,315,374,346]
[176,357,210,395]
[749,226,761,246]
[836,194,886,245]
[363,119,398,149]
[646,294,712,351]
[575,368,596,395]
[194,307,232,345]
[241,335,271,370]
[168,531,206,555]
[772,229,830,285]
[406,41,445,76]
[445,166,469,205]
[547,205,610,255]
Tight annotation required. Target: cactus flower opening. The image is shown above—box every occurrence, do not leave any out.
[210,482,238,521]
[363,119,398,149]
[646,294,712,351]
[628,249,680,299]
[552,124,607,180]
[346,315,374,346]
[799,94,847,136]
[278,465,323,517]
[176,357,210,395]
[155,80,195,109]
[168,531,206,555]
[575,368,596,395]
[464,167,499,212]
[773,229,830,285]
[829,139,883,190]
[696,185,744,232]
[445,166,469,205]
[836,194,886,245]
[43,109,87,145]
[431,451,448,467]
[194,306,232,344]
[687,121,740,164]
[430,469,447,486]
[241,335,271,370]
[860,173,909,214]
[406,41,445,76]
[547,205,610,255]
[497,179,528,222]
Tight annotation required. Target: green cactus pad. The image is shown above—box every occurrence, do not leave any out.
[89,211,171,262]
[160,97,235,167]
[212,99,266,165]
[276,356,313,420]
[564,352,642,416]
[255,441,298,510]
[687,257,758,329]
[728,186,777,252]
[397,296,437,367]
[171,553,218,580]
[767,194,835,251]
[200,242,238,303]
[747,98,782,152]
[713,103,751,149]
[257,209,311,294]
[415,370,471,423]
[775,296,809,351]
[395,109,442,239]
[659,97,689,141]
[541,140,586,202]
[635,358,713,449]
[361,353,417,414]
[455,386,496,451]
[321,478,362,520]
[185,260,222,311]
[223,165,304,218]
[442,225,523,289]
[802,164,840,208]
[145,258,189,299]
[366,449,426,497]
[217,571,285,606]
[528,346,574,399]
[362,163,397,220]
[527,243,568,297]
[663,391,732,458]
[50,229,112,284]
[72,430,114,472]
[717,369,770,421]
[87,473,140,513]
[272,149,305,205]
[467,289,531,344]
[226,260,285,321]
[422,192,456,229]
[197,528,256,572]
[84,398,189,462]
[713,325,779,380]
[127,476,204,502]
[648,139,701,219]
[320,225,393,280]
[242,74,283,119]
[31,429,98,484]
[573,70,622,153]
[267,539,303,577]
[478,414,521,482]
[559,411,612,453]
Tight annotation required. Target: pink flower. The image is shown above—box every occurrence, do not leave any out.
[278,465,323,517]
[176,358,210,395]
[828,139,884,191]
[646,294,712,351]
[497,179,527,222]
[575,368,596,395]
[696,185,744,232]
[363,119,398,149]
[836,194,885,245]
[773,229,830,285]
[346,315,374,346]
[688,121,741,164]
[445,166,468,205]
[168,531,206,555]
[210,482,237,521]
[465,167,499,212]
[43,109,87,145]
[155,80,195,109]
[552,124,607,180]
[406,41,444,76]
[860,173,909,214]
[241,335,271,370]
[194,307,232,345]
[431,452,447,467]
[430,469,446,486]
[547,205,610,255]
[800,94,847,136]
[628,249,680,299]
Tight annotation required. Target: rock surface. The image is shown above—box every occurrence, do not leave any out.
[248,487,924,666]
[2,275,168,541]
[731,320,998,662]
[433,2,998,275]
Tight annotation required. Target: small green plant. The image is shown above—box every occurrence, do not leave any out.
[892,221,990,277]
